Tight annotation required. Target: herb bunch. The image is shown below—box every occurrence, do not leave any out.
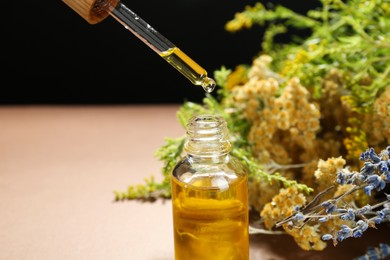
[114,0,390,251]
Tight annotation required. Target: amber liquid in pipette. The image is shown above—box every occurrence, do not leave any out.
[161,47,216,93]
[171,175,249,260]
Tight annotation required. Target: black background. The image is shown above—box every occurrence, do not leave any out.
[2,1,319,104]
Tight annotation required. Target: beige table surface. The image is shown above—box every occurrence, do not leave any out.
[0,105,388,260]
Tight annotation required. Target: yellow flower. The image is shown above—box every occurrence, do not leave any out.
[225,65,249,91]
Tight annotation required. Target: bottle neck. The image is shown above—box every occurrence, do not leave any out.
[184,114,231,159]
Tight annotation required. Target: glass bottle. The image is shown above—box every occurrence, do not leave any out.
[171,114,249,260]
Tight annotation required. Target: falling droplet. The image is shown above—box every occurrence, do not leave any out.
[201,77,216,93]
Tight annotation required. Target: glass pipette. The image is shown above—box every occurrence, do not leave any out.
[63,0,216,93]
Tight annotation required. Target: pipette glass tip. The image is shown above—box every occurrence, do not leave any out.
[107,2,216,93]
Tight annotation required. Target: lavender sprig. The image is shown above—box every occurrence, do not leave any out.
[276,146,390,245]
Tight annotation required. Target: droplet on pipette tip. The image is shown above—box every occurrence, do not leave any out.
[201,77,216,93]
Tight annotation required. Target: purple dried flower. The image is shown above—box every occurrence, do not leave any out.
[356,220,368,232]
[364,185,375,196]
[337,225,352,241]
[356,205,371,215]
[321,201,337,214]
[340,208,355,221]
[322,234,333,241]
[360,162,376,177]
[353,229,363,238]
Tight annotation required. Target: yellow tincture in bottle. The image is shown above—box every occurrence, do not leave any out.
[171,114,249,260]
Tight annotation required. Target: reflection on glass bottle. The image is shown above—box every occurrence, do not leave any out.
[171,114,249,260]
